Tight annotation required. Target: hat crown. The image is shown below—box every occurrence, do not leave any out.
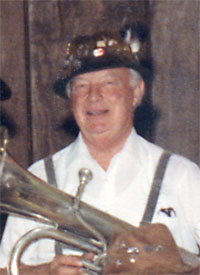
[63,31,141,77]
[54,25,151,99]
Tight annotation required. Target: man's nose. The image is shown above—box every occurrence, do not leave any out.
[87,84,102,101]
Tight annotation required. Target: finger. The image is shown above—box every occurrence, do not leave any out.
[55,265,82,275]
[49,255,83,274]
[82,252,94,261]
[55,255,83,267]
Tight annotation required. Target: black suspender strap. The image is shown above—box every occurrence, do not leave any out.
[44,155,57,187]
[44,155,63,254]
[140,151,171,226]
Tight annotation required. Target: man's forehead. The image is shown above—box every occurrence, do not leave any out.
[71,67,130,82]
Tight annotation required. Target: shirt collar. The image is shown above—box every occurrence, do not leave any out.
[109,128,144,171]
[74,128,144,173]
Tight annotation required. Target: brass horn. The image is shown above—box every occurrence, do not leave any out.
[1,126,199,275]
[0,146,134,274]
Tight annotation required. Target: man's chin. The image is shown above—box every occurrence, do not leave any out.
[85,124,110,134]
[82,127,111,140]
[88,129,110,137]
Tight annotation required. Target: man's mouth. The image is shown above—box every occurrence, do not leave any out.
[87,109,109,116]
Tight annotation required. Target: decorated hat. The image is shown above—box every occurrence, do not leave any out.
[54,24,151,98]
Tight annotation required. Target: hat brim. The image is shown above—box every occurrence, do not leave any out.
[53,61,151,99]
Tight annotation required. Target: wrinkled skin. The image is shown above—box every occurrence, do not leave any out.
[70,67,144,170]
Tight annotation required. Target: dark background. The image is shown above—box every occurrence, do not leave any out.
[0,0,199,237]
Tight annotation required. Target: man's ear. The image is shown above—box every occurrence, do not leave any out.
[132,80,145,108]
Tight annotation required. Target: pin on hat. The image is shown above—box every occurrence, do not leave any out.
[53,24,151,99]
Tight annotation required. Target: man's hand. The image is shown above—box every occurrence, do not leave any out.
[49,253,94,275]
[0,253,94,275]
[49,254,84,275]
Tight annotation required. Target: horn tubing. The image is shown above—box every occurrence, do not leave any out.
[8,227,101,275]
[0,152,134,274]
[0,152,134,241]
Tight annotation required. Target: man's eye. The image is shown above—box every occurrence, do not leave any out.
[73,83,88,92]
[77,86,84,90]
[78,84,87,88]
[106,81,114,85]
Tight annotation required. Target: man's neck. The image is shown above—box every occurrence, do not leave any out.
[82,130,132,171]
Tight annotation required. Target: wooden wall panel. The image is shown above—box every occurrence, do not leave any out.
[0,0,30,239]
[0,0,31,168]
[150,0,200,165]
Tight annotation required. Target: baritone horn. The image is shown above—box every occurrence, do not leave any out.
[0,126,134,275]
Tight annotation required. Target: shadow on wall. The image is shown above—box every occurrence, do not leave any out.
[0,79,17,138]
[0,79,15,241]
[134,98,159,142]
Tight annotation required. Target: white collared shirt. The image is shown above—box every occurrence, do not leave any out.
[0,129,200,266]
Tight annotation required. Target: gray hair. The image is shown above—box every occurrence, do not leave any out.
[66,68,142,98]
[66,81,71,98]
[129,69,142,88]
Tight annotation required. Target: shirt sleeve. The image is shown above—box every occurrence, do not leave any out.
[156,154,200,254]
[175,157,200,250]
[180,162,200,247]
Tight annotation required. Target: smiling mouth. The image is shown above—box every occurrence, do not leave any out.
[87,110,109,116]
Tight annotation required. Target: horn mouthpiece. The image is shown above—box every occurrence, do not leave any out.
[79,168,93,184]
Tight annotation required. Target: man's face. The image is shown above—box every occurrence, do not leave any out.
[70,67,143,146]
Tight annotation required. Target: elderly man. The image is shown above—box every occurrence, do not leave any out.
[0,30,200,275]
